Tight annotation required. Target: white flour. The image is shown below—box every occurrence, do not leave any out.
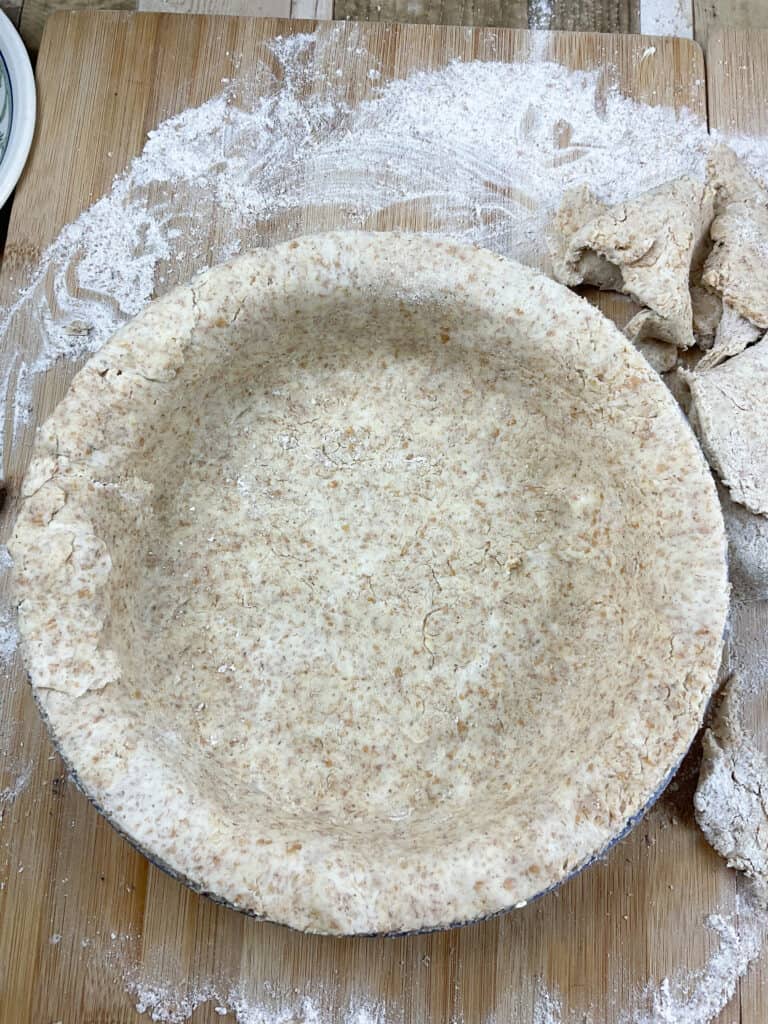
[0,600,18,667]
[533,982,563,1024]
[530,888,766,1024]
[0,758,30,810]
[3,26,768,1024]
[116,884,764,1024]
[639,0,693,39]
[101,942,392,1024]
[127,983,388,1024]
[0,28,713,461]
[633,887,765,1024]
[0,546,18,667]
[528,1,553,30]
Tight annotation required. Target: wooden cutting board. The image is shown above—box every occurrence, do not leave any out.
[0,13,760,1023]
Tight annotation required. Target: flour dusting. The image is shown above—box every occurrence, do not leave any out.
[634,886,766,1024]
[529,886,766,1024]
[0,547,19,669]
[0,601,19,667]
[528,0,553,30]
[0,28,712,460]
[717,129,768,185]
[640,0,693,39]
[0,758,30,808]
[533,981,563,1024]
[123,967,389,1024]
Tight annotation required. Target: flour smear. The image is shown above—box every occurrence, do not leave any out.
[3,25,768,1024]
[112,891,768,1024]
[535,885,767,1024]
[640,0,693,39]
[0,27,714,462]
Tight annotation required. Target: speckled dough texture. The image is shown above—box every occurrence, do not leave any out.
[10,233,729,935]
[704,145,768,331]
[695,679,768,892]
[688,335,768,516]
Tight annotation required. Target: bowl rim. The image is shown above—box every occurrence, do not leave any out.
[0,10,35,209]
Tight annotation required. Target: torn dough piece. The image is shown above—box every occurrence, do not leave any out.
[695,678,768,891]
[549,186,614,288]
[719,484,768,600]
[591,291,677,373]
[634,338,677,374]
[708,142,768,206]
[691,283,723,350]
[687,335,768,515]
[696,303,762,371]
[703,144,768,331]
[549,178,714,349]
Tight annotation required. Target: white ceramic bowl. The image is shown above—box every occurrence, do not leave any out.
[0,11,34,208]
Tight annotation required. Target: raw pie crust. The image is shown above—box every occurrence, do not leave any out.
[10,233,729,935]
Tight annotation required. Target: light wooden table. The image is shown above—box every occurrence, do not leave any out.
[1,4,768,1024]
[0,19,753,1024]
[5,0,768,54]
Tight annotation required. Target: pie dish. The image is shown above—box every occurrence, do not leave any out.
[10,232,729,935]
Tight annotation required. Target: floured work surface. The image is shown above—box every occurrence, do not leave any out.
[0,12,753,1024]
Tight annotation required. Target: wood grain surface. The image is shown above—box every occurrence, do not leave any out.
[136,0,332,20]
[705,27,768,1024]
[333,0,527,29]
[12,0,661,56]
[0,0,640,50]
[694,1,768,47]
[7,1,768,64]
[332,0,639,31]
[0,11,762,1024]
[10,0,767,59]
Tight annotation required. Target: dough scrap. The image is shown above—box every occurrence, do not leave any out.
[696,302,762,371]
[634,338,678,374]
[691,283,723,350]
[549,178,714,349]
[687,334,768,514]
[695,678,768,891]
[549,186,612,288]
[709,142,767,208]
[703,144,768,330]
[719,484,768,600]
[594,292,677,373]
[661,366,692,414]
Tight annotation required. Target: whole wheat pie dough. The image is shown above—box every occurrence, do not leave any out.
[692,146,768,370]
[704,145,768,331]
[695,678,768,899]
[10,233,728,935]
[687,334,768,516]
[549,178,714,351]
